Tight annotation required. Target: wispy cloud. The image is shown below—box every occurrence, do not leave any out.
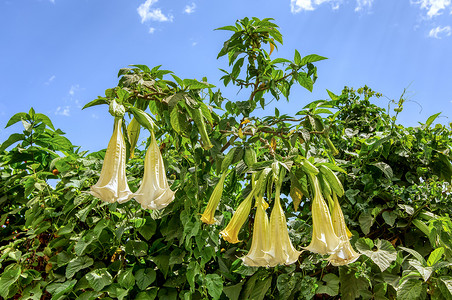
[290,0,372,13]
[192,41,198,46]
[355,0,373,12]
[69,84,79,96]
[44,75,56,85]
[184,3,196,14]
[49,0,55,3]
[149,27,156,34]
[429,25,452,38]
[411,0,452,18]
[55,106,70,116]
[137,0,173,23]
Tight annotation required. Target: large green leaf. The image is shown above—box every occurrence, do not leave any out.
[317,273,339,296]
[0,267,21,299]
[135,268,157,290]
[86,268,113,291]
[66,256,94,278]
[397,279,426,300]
[205,274,224,300]
[356,238,397,272]
[339,267,370,300]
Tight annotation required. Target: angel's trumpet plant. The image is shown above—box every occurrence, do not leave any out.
[220,187,255,244]
[134,131,175,210]
[266,168,302,266]
[201,172,228,224]
[90,118,135,203]
[328,193,360,266]
[242,195,271,267]
[303,174,340,254]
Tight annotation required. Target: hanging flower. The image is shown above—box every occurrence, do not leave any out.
[134,131,175,210]
[328,193,360,266]
[90,118,135,203]
[266,174,302,266]
[303,175,340,255]
[220,188,255,244]
[242,196,271,266]
[201,172,228,224]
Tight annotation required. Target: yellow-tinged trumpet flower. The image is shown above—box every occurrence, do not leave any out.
[220,188,255,243]
[90,118,135,203]
[266,178,302,267]
[201,172,228,224]
[242,196,271,266]
[304,175,340,254]
[328,193,360,266]
[134,131,175,210]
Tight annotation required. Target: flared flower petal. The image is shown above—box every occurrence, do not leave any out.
[201,172,228,224]
[220,189,254,244]
[90,118,135,203]
[242,196,271,267]
[304,175,340,255]
[134,132,175,210]
[328,193,360,266]
[266,181,302,267]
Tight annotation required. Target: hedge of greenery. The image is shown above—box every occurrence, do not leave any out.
[1,17,452,300]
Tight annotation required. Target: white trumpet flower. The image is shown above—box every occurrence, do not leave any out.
[134,132,175,210]
[90,118,135,203]
[328,193,360,266]
[266,181,302,267]
[304,175,340,255]
[242,196,271,267]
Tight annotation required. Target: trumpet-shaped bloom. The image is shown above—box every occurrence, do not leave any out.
[220,189,254,243]
[304,175,340,255]
[242,196,271,266]
[201,172,228,224]
[134,132,175,210]
[90,118,135,203]
[328,194,360,266]
[266,183,302,267]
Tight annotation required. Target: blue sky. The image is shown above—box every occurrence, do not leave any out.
[1,0,451,152]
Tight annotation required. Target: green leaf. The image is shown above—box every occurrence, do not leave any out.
[271,58,291,64]
[35,113,55,130]
[82,97,108,110]
[249,277,272,300]
[438,276,452,299]
[277,273,302,300]
[382,211,397,227]
[128,107,154,132]
[5,112,28,128]
[294,49,301,65]
[423,112,441,129]
[223,281,244,300]
[135,289,158,300]
[86,268,113,291]
[359,212,375,235]
[427,247,445,267]
[339,267,370,300]
[66,256,94,278]
[399,246,426,265]
[135,268,157,290]
[186,261,200,290]
[317,273,339,296]
[408,259,433,282]
[397,279,426,300]
[205,274,223,300]
[125,240,149,257]
[297,72,313,92]
[152,255,170,278]
[356,238,397,272]
[0,133,25,152]
[138,217,157,241]
[215,25,237,31]
[118,268,135,289]
[300,54,328,66]
[46,279,77,299]
[371,162,393,179]
[0,267,21,299]
[130,64,151,73]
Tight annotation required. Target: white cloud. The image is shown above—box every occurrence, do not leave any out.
[55,106,70,117]
[411,0,452,18]
[149,27,156,34]
[49,0,55,3]
[44,75,56,85]
[192,41,198,46]
[184,3,196,14]
[428,25,452,38]
[69,84,79,96]
[355,0,373,12]
[137,0,173,23]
